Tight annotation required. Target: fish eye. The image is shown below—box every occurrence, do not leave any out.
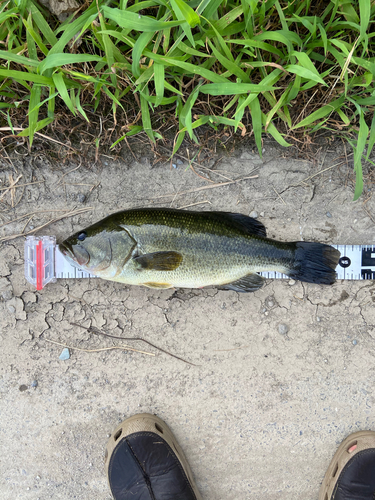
[77,232,87,241]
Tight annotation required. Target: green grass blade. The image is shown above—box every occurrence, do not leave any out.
[140,90,155,142]
[103,6,183,32]
[28,3,58,46]
[27,84,41,147]
[366,113,375,161]
[0,50,39,67]
[200,82,277,95]
[285,64,327,85]
[52,72,76,115]
[132,32,154,78]
[0,68,53,84]
[17,117,54,137]
[170,0,200,27]
[292,96,346,128]
[249,96,262,157]
[154,63,165,106]
[38,54,103,75]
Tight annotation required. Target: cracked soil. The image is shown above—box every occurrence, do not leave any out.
[1,141,375,499]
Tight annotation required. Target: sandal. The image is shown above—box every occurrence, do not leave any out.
[105,413,203,500]
[318,430,375,500]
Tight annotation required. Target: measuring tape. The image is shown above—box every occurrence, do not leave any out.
[24,236,374,290]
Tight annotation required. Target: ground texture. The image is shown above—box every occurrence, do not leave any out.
[1,141,375,499]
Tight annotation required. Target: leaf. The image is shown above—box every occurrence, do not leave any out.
[200,83,277,95]
[285,64,327,85]
[292,96,346,129]
[132,32,154,78]
[0,50,39,67]
[140,89,155,142]
[249,96,262,157]
[27,84,41,146]
[154,63,165,106]
[353,108,369,201]
[103,6,183,32]
[38,54,103,75]
[0,69,53,85]
[170,0,200,27]
[52,72,76,115]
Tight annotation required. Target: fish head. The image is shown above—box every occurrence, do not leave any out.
[59,218,136,278]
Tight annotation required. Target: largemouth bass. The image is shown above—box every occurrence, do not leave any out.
[59,208,340,292]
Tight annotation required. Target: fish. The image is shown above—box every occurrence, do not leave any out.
[58,208,340,292]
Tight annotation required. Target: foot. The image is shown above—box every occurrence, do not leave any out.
[105,413,202,500]
[319,430,375,500]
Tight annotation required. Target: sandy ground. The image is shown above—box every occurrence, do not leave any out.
[1,141,375,500]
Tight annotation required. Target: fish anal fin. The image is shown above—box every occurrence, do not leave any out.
[134,251,183,271]
[218,273,265,292]
[213,212,266,237]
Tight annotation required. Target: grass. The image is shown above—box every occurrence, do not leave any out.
[0,0,375,199]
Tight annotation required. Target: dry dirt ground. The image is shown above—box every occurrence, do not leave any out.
[1,141,375,500]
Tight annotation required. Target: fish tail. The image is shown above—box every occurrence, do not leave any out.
[287,242,340,284]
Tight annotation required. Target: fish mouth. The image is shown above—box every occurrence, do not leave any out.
[59,242,90,267]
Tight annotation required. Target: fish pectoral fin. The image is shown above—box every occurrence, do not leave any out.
[218,273,265,293]
[133,251,183,271]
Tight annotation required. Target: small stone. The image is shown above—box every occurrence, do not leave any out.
[19,385,28,392]
[177,159,183,165]
[317,316,321,322]
[59,348,70,361]
[267,300,274,308]
[278,324,288,335]
[172,163,177,169]
[7,304,16,314]
[288,279,296,286]
[2,290,13,300]
[260,212,265,217]
[353,219,357,224]
[250,211,258,218]
[77,193,86,203]
[352,339,358,345]
[31,380,38,388]
[326,212,332,218]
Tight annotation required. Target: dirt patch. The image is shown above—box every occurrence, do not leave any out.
[1,143,375,499]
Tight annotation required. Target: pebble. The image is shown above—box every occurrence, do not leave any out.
[77,193,86,203]
[2,290,13,300]
[172,163,177,169]
[177,159,183,165]
[352,339,358,345]
[326,212,332,218]
[7,304,15,313]
[288,279,296,286]
[260,212,265,217]
[250,211,258,218]
[267,300,274,308]
[31,380,38,388]
[59,348,70,361]
[278,324,289,335]
[317,316,321,322]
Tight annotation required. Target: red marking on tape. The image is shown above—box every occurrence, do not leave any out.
[36,240,44,290]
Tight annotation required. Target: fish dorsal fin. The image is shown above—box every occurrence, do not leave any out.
[218,273,265,292]
[212,212,266,237]
[133,251,183,271]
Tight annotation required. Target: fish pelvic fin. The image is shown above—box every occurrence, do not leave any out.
[217,273,265,292]
[134,251,183,271]
[287,242,340,284]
